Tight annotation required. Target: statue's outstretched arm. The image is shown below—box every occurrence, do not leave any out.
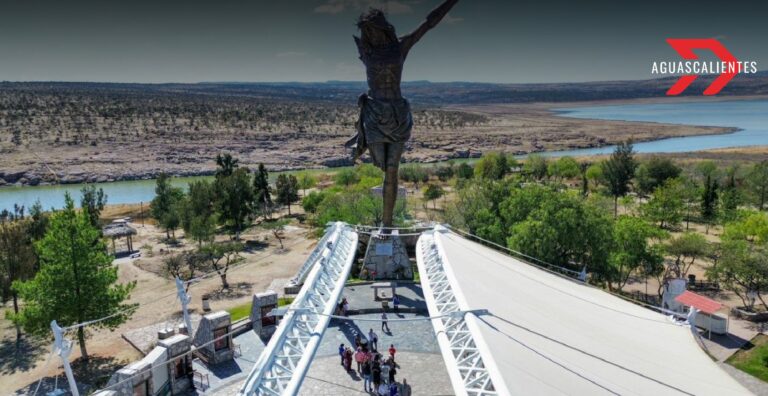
[400,0,459,55]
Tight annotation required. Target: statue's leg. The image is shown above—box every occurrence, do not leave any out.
[382,165,399,228]
[381,143,404,229]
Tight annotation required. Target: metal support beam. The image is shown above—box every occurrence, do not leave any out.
[51,320,80,396]
[416,226,508,396]
[284,222,339,290]
[239,222,358,395]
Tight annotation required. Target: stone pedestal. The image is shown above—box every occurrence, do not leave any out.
[193,311,234,364]
[159,334,193,394]
[361,231,412,280]
[251,291,279,338]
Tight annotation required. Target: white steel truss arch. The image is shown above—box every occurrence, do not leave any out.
[286,222,338,288]
[238,222,358,395]
[416,226,509,396]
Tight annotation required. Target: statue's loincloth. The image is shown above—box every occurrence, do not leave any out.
[345,93,413,169]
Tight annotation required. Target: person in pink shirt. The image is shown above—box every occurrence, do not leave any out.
[355,346,366,373]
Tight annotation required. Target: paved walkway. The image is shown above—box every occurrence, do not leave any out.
[341,282,427,312]
[300,353,453,396]
[192,330,267,393]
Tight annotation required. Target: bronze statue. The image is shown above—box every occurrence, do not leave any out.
[346,0,459,228]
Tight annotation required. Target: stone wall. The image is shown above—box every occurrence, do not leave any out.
[250,291,279,338]
[193,311,235,364]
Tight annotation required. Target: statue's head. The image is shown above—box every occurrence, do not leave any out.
[357,8,397,49]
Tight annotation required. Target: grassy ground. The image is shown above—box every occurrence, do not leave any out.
[727,334,768,381]
[227,297,295,322]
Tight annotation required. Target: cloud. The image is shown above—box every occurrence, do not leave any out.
[276,51,308,58]
[314,0,414,15]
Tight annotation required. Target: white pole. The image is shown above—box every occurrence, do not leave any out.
[50,320,79,396]
[176,277,193,335]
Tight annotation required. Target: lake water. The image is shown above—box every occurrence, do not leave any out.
[1,100,766,212]
[548,99,768,156]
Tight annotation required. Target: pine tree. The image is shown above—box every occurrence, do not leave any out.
[0,219,37,340]
[253,164,272,216]
[602,141,637,217]
[11,194,136,359]
[701,174,719,234]
[80,185,108,229]
[276,174,300,215]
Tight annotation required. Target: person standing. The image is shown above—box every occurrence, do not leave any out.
[344,347,354,372]
[369,328,379,351]
[388,344,397,363]
[393,294,400,312]
[339,343,345,365]
[388,358,397,384]
[355,347,366,373]
[381,359,391,385]
[372,360,382,391]
[343,298,350,316]
[401,379,411,396]
[362,359,373,392]
[381,312,390,332]
[389,381,399,396]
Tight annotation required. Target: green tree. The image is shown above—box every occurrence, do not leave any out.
[400,165,429,188]
[0,219,37,340]
[641,179,685,229]
[707,212,768,310]
[261,219,290,249]
[747,161,768,211]
[198,242,243,289]
[547,156,580,181]
[474,152,508,180]
[335,168,360,187]
[700,174,719,234]
[423,184,445,209]
[634,156,681,196]
[253,163,273,217]
[150,174,184,239]
[302,191,327,214]
[276,174,300,215]
[602,141,636,217]
[215,153,239,178]
[585,162,604,192]
[11,194,136,359]
[720,166,742,223]
[216,168,254,238]
[609,216,666,290]
[455,163,474,180]
[180,180,217,246]
[27,200,49,243]
[523,154,548,181]
[296,172,317,196]
[436,165,455,182]
[80,185,108,229]
[664,232,710,278]
[503,186,614,280]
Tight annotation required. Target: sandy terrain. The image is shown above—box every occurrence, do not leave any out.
[0,209,318,392]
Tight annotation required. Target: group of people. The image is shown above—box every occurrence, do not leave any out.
[339,329,404,395]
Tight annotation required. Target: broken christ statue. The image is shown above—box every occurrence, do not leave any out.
[345,0,460,228]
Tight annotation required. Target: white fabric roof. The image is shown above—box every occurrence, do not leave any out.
[434,230,752,396]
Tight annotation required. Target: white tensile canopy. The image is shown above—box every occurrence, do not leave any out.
[432,230,752,396]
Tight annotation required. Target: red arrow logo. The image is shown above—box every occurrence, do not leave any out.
[665,38,739,96]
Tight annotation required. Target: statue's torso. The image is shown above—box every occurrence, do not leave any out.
[357,41,404,100]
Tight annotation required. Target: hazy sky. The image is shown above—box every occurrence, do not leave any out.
[1,0,766,83]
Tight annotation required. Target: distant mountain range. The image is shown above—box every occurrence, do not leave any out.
[2,71,767,106]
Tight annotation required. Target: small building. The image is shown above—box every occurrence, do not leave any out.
[103,220,137,254]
